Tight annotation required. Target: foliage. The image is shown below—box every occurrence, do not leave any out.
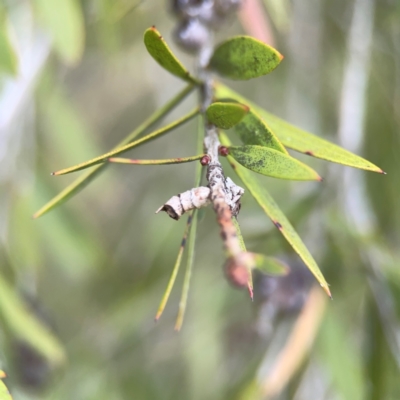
[35,22,381,304]
[0,1,399,399]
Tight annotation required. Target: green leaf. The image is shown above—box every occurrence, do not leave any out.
[52,108,199,175]
[35,0,85,65]
[232,218,288,276]
[155,212,194,321]
[259,111,385,174]
[215,83,384,173]
[108,154,205,165]
[232,217,253,295]
[232,108,288,153]
[33,83,196,218]
[144,27,198,84]
[0,371,12,400]
[220,132,331,297]
[253,255,289,276]
[0,274,66,366]
[209,36,283,80]
[232,218,247,252]
[206,102,249,129]
[317,312,364,400]
[228,145,322,181]
[175,118,204,331]
[0,9,17,76]
[175,210,198,331]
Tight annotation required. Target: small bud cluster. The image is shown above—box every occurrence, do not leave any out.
[171,0,241,53]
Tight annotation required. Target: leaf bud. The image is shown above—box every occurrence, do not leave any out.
[200,155,211,165]
[218,145,229,156]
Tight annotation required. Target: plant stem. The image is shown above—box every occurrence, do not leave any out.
[197,30,249,271]
[52,107,199,176]
[33,83,196,218]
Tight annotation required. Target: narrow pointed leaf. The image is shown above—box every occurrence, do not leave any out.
[52,108,199,176]
[232,217,247,252]
[33,83,196,218]
[175,118,204,332]
[232,217,253,298]
[175,118,204,330]
[253,255,289,276]
[209,36,283,80]
[155,212,194,321]
[108,154,205,165]
[220,133,331,297]
[206,102,249,129]
[259,111,385,173]
[175,210,197,331]
[144,27,198,84]
[215,83,384,173]
[228,145,322,181]
[0,274,66,366]
[0,10,17,76]
[232,108,288,154]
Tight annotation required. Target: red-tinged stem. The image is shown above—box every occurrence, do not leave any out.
[197,25,254,292]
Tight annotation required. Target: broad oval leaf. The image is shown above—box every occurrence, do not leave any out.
[220,132,331,297]
[228,145,322,181]
[232,108,288,153]
[253,255,289,276]
[206,102,249,129]
[35,0,85,65]
[144,27,198,84]
[209,36,283,80]
[215,83,384,173]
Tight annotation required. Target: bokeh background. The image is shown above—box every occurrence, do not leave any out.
[0,0,400,399]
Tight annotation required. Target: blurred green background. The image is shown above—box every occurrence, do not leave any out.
[0,0,400,399]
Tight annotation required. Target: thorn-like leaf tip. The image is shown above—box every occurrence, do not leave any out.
[50,172,55,176]
[247,283,254,301]
[279,53,284,61]
[322,284,332,298]
[380,170,387,175]
[318,176,324,182]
